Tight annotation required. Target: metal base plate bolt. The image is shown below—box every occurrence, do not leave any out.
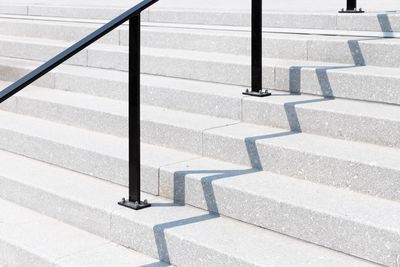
[118,198,151,210]
[242,89,272,97]
[339,8,364,13]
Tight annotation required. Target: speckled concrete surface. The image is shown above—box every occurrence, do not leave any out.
[0,199,170,267]
[1,0,400,12]
[0,3,399,266]
[0,151,381,266]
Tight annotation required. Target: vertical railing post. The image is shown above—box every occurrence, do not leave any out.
[119,14,151,210]
[339,0,364,13]
[243,0,271,97]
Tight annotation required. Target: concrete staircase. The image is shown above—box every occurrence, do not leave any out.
[0,3,399,267]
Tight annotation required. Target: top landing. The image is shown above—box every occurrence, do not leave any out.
[1,0,400,12]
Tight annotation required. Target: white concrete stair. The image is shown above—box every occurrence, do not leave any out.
[203,122,400,202]
[1,4,400,34]
[1,77,399,149]
[1,43,400,106]
[0,99,399,202]
[0,3,399,266]
[3,16,400,68]
[0,198,170,267]
[157,157,400,266]
[0,150,380,267]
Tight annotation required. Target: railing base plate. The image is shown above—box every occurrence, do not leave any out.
[339,9,364,13]
[118,199,151,210]
[243,89,272,97]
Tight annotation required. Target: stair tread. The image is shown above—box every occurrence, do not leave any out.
[2,5,400,37]
[0,104,236,155]
[0,198,170,267]
[205,122,400,170]
[3,14,399,43]
[158,156,400,231]
[0,94,399,168]
[10,77,400,123]
[1,55,400,123]
[0,149,378,267]
[2,36,400,79]
[0,110,128,159]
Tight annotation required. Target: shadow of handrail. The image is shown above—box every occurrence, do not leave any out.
[149,15,398,263]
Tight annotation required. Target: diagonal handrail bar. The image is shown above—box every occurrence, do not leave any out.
[0,0,158,103]
[0,0,159,211]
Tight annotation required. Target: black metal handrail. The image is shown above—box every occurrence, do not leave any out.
[0,0,159,210]
[0,0,370,211]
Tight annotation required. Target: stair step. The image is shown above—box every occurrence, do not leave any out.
[0,109,202,194]
[1,78,399,148]
[2,16,400,68]
[1,41,400,105]
[1,4,400,34]
[0,15,120,45]
[0,198,170,267]
[0,150,379,267]
[0,105,399,203]
[203,122,400,202]
[1,84,129,137]
[157,156,400,266]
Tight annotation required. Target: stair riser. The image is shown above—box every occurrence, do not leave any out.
[141,84,243,120]
[2,5,400,33]
[0,103,398,203]
[0,5,27,16]
[0,63,55,88]
[87,49,276,88]
[0,175,254,267]
[0,128,167,196]
[8,96,128,138]
[1,49,399,106]
[275,66,400,105]
[202,132,400,203]
[0,128,129,189]
[158,167,400,267]
[0,240,53,267]
[242,99,400,148]
[2,90,398,150]
[28,6,141,21]
[0,20,120,45]
[0,38,87,66]
[2,22,400,68]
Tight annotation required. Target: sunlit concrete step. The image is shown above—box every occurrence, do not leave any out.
[202,122,400,202]
[1,3,400,34]
[0,38,398,105]
[1,84,130,137]
[0,150,379,267]
[0,107,398,203]
[0,15,121,45]
[1,78,399,149]
[0,109,225,194]
[0,198,170,267]
[2,16,400,68]
[157,157,400,267]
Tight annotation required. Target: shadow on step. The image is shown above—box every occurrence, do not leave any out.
[139,262,171,267]
[153,213,217,263]
[377,13,394,34]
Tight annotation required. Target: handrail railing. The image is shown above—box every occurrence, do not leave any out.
[0,0,370,211]
[0,0,159,210]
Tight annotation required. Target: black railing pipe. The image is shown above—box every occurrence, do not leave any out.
[339,0,364,13]
[243,0,271,97]
[118,15,151,210]
[0,0,158,102]
[0,0,159,211]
